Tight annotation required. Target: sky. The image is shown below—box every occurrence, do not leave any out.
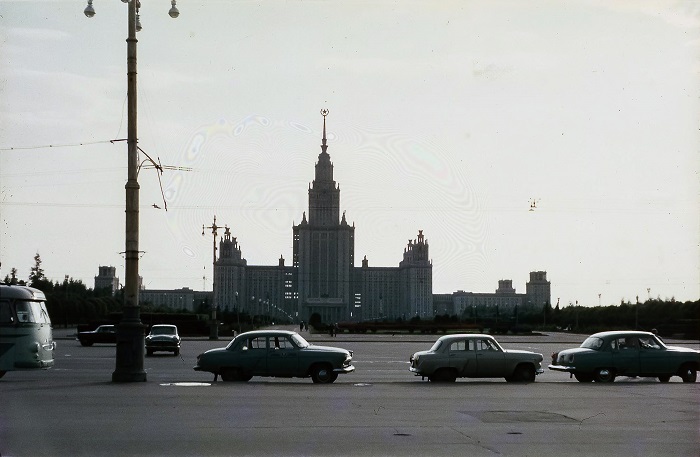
[1,0,698,307]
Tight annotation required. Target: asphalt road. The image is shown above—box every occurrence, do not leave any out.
[1,329,698,456]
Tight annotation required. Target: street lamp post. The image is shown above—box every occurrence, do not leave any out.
[85,0,179,382]
[203,216,223,340]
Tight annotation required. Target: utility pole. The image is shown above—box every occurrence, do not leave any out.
[203,216,224,340]
[84,0,179,382]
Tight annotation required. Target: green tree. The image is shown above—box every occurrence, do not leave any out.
[28,253,52,291]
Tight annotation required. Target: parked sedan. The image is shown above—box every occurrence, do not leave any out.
[145,324,181,356]
[76,325,116,346]
[194,330,355,383]
[549,330,700,383]
[409,334,544,382]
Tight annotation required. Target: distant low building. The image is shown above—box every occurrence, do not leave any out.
[444,272,551,318]
[139,287,212,313]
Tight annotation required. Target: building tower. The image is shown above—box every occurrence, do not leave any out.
[526,271,551,310]
[293,110,355,323]
[215,227,247,312]
[94,266,119,295]
[399,230,433,318]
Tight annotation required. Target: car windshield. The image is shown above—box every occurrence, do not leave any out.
[291,333,310,348]
[580,336,604,350]
[430,340,444,352]
[151,326,175,335]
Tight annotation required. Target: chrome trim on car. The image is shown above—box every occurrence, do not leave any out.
[548,364,574,372]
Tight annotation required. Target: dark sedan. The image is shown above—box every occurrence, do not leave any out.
[549,330,699,382]
[76,325,116,346]
[146,324,181,356]
[194,330,354,383]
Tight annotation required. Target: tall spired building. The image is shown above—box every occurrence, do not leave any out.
[293,109,355,324]
[214,110,433,325]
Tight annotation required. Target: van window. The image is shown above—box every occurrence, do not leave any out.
[12,301,50,324]
[0,301,14,323]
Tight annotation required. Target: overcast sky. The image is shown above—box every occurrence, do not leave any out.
[1,0,698,307]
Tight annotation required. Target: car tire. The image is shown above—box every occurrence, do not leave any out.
[0,370,5,379]
[80,341,93,347]
[679,365,697,383]
[593,368,615,383]
[658,375,671,383]
[146,349,153,356]
[221,368,251,382]
[511,364,536,383]
[310,364,337,384]
[429,368,457,383]
[174,348,180,356]
[574,373,594,383]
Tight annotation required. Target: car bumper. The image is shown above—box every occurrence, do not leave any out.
[548,364,575,372]
[334,365,355,374]
[146,342,180,349]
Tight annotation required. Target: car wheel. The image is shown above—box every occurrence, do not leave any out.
[512,364,536,383]
[0,370,5,379]
[310,364,337,384]
[593,368,615,383]
[658,375,671,383]
[80,341,92,347]
[429,368,457,383]
[220,368,250,382]
[679,365,697,383]
[574,373,594,383]
[174,348,180,356]
[146,349,153,356]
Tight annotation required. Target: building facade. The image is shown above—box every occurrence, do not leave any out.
[129,112,551,323]
[214,111,432,324]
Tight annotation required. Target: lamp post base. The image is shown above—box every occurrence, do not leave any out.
[112,320,147,382]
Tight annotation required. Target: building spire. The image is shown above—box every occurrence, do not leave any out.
[320,108,329,155]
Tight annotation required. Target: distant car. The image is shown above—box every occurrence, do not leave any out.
[549,330,700,383]
[194,330,355,383]
[145,324,181,356]
[77,325,116,346]
[409,334,544,383]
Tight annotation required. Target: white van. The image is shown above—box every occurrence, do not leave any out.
[0,284,55,378]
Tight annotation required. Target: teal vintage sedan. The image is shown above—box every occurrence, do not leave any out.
[549,330,699,383]
[194,330,354,383]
